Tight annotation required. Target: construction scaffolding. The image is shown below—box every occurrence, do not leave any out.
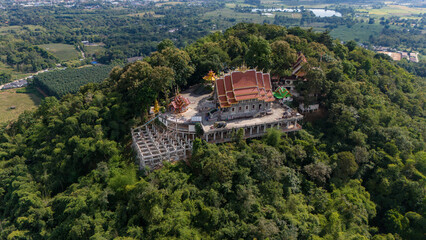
[132,122,193,170]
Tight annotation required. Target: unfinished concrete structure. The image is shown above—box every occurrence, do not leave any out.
[132,69,303,170]
[131,121,193,170]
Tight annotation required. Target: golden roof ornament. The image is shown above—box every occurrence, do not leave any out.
[236,64,249,72]
[203,70,217,83]
[154,100,160,114]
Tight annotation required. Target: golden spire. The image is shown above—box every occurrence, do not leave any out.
[203,70,217,83]
[154,99,160,114]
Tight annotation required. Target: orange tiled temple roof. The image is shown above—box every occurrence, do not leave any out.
[215,69,275,108]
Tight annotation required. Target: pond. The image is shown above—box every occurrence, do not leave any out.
[309,9,342,17]
[251,8,342,18]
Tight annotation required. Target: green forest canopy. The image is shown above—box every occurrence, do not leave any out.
[0,23,424,240]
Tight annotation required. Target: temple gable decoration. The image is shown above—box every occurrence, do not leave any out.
[273,86,292,99]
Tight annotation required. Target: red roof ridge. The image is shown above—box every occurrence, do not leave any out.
[233,85,259,89]
[255,70,261,100]
[229,73,234,105]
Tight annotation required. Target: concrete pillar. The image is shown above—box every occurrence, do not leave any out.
[213,132,216,141]
[250,127,252,135]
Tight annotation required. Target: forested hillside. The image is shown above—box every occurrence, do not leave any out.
[0,41,57,72]
[0,23,424,239]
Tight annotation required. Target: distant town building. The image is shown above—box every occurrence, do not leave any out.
[377,50,419,62]
[1,79,28,90]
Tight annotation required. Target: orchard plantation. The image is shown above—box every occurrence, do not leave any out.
[0,24,424,239]
[33,65,114,97]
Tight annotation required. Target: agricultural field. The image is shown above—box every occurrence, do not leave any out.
[127,12,165,18]
[260,0,332,8]
[330,23,385,43]
[84,45,106,57]
[0,87,42,123]
[203,8,273,24]
[357,5,426,17]
[155,1,185,7]
[225,3,255,8]
[0,25,47,36]
[38,43,81,62]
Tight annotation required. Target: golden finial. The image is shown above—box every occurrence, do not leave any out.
[203,70,217,82]
[237,64,249,72]
[154,100,160,114]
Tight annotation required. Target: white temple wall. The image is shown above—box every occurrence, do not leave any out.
[219,100,271,120]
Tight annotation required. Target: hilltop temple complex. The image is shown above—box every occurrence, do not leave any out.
[272,53,320,113]
[132,68,304,170]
